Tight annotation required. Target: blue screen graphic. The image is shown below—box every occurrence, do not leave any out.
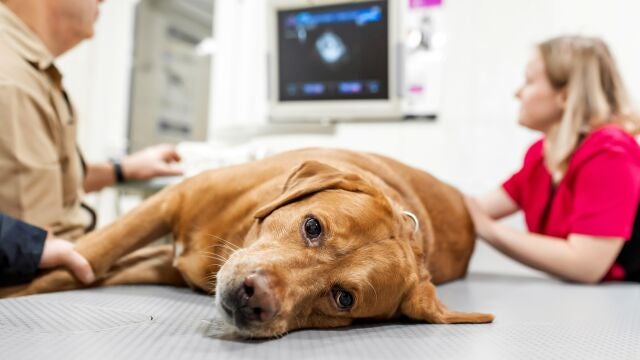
[278,1,389,102]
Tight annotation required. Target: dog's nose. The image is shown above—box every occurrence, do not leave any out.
[243,273,279,322]
[224,272,279,326]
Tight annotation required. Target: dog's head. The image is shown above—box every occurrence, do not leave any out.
[215,161,492,338]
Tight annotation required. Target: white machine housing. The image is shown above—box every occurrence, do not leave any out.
[267,0,404,123]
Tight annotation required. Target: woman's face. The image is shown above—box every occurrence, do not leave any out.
[515,51,565,133]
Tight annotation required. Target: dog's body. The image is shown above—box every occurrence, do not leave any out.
[1,148,492,337]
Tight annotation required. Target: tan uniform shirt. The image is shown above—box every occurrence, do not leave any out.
[0,3,91,239]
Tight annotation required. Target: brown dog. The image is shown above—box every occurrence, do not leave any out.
[0,148,493,337]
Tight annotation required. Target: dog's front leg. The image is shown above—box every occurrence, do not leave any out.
[2,187,182,298]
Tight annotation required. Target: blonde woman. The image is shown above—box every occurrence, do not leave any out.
[465,36,640,284]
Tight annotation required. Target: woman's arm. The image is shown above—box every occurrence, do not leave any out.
[476,187,520,220]
[465,197,623,283]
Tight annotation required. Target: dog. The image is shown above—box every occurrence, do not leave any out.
[0,148,493,337]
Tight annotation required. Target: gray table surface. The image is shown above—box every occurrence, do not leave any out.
[1,272,638,360]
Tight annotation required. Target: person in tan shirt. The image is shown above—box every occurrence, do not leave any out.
[0,0,182,282]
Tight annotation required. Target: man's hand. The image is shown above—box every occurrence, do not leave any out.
[38,235,95,284]
[121,144,183,181]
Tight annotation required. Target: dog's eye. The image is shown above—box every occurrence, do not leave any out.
[303,217,322,240]
[332,288,354,310]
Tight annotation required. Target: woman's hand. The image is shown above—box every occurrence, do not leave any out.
[38,234,95,284]
[464,196,499,244]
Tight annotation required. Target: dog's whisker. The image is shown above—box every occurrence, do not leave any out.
[199,250,228,256]
[209,234,240,249]
[198,251,223,257]
[198,253,228,261]
[205,234,241,250]
[198,258,227,267]
[201,257,228,265]
[207,243,237,251]
[199,252,228,259]
[207,244,240,256]
[201,244,240,261]
[206,242,238,251]
[197,250,230,263]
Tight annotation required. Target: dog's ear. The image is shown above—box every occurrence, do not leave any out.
[254,160,381,219]
[400,277,494,324]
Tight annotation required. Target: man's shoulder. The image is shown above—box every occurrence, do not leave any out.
[0,32,43,90]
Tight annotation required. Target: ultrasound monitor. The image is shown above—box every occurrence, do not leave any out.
[268,0,403,122]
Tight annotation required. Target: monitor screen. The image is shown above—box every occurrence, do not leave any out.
[277,1,388,102]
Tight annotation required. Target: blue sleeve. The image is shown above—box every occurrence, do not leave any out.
[0,214,47,286]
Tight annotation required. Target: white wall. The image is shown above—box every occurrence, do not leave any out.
[208,0,640,194]
[57,0,138,161]
[56,0,640,276]
[59,0,640,187]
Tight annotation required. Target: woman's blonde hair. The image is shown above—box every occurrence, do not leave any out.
[538,35,640,182]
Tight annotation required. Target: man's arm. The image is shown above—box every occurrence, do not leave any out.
[83,144,183,193]
[83,161,117,193]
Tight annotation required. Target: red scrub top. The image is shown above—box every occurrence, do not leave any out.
[502,124,640,281]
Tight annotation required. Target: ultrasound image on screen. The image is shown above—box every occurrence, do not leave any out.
[278,1,388,102]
